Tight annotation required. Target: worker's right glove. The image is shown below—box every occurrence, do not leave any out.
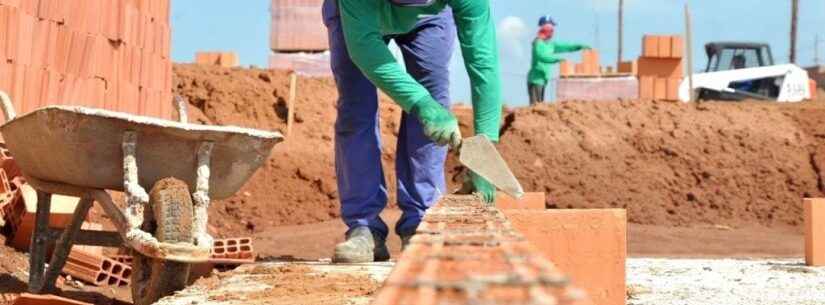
[410,97,462,149]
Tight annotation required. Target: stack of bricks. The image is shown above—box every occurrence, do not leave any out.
[0,0,174,123]
[194,52,239,68]
[270,0,327,52]
[559,49,601,77]
[638,35,684,101]
[372,195,590,305]
[269,0,331,76]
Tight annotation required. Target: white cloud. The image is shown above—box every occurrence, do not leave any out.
[497,16,530,61]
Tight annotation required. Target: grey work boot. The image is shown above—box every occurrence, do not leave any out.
[333,227,390,263]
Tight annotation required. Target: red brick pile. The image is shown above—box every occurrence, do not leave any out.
[373,195,590,305]
[0,0,173,122]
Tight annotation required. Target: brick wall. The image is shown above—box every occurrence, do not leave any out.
[0,0,173,122]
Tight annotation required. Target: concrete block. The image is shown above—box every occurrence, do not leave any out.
[496,192,545,210]
[806,198,825,266]
[504,209,627,305]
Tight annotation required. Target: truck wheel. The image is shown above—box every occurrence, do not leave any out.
[131,178,194,305]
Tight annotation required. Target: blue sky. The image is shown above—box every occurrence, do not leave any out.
[171,0,825,106]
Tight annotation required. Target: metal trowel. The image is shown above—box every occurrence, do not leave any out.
[457,135,524,199]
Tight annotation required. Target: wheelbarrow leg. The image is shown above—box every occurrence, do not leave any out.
[192,142,214,248]
[122,131,150,236]
[28,191,51,293]
[39,196,94,293]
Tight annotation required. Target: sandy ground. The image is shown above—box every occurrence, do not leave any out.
[253,208,804,261]
[627,258,825,305]
[154,262,391,305]
[150,258,825,305]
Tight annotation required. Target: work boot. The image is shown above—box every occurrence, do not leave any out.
[333,227,390,263]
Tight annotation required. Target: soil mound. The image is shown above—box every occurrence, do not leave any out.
[173,64,825,235]
[498,100,825,228]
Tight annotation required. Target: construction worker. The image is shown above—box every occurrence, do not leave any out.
[527,16,590,105]
[322,0,501,263]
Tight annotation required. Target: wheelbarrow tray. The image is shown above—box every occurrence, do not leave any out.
[0,106,283,200]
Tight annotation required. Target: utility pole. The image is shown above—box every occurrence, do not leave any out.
[617,0,624,67]
[790,0,799,63]
[816,35,821,65]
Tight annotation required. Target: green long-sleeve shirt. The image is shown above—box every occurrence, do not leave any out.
[338,0,502,142]
[527,39,588,86]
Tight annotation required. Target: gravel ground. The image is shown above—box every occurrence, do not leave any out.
[627,258,825,305]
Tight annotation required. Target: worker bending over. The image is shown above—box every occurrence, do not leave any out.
[323,0,502,263]
[527,16,590,105]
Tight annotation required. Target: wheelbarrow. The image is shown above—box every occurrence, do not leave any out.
[0,91,284,304]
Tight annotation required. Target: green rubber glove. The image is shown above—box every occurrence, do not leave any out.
[410,97,462,149]
[456,170,496,205]
[470,171,496,204]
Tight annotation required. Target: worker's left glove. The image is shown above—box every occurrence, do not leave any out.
[456,170,496,205]
[410,97,462,149]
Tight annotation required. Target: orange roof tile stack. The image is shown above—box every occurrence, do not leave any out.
[0,0,173,123]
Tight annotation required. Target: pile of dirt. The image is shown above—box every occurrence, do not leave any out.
[173,64,403,236]
[498,100,825,228]
[173,64,825,235]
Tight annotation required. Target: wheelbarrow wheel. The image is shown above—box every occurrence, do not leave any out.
[131,178,194,305]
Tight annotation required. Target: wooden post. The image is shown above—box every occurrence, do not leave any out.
[287,72,297,137]
[685,3,695,103]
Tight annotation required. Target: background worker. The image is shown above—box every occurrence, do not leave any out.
[527,15,590,105]
[322,0,502,263]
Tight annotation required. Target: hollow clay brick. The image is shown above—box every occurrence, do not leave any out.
[642,35,658,58]
[504,209,627,305]
[806,198,825,266]
[496,192,545,210]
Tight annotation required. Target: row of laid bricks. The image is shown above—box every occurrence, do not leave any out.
[372,195,593,305]
[0,0,174,123]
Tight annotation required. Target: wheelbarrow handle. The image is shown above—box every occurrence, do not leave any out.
[0,90,17,122]
[173,95,188,124]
